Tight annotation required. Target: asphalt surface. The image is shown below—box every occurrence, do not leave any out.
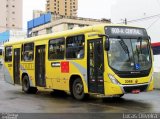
[0,65,160,118]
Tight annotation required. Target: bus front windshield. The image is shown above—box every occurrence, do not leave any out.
[108,38,151,72]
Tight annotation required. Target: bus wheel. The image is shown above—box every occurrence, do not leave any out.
[22,75,32,93]
[112,94,124,99]
[72,78,85,100]
[119,94,124,97]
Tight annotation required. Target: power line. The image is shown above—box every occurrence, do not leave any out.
[117,13,160,24]
[147,16,160,29]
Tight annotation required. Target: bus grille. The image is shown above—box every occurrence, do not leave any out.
[123,84,148,93]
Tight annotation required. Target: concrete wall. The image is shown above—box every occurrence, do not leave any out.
[153,72,160,89]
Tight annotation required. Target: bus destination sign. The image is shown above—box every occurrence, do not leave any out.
[105,26,148,38]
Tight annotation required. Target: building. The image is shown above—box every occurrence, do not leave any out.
[27,13,111,37]
[33,10,46,19]
[46,0,78,17]
[151,42,160,89]
[0,0,22,32]
[0,30,26,45]
[151,42,160,73]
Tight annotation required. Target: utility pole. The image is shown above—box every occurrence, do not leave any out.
[125,18,127,25]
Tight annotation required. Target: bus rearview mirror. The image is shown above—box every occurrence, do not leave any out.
[105,37,110,51]
[98,34,110,51]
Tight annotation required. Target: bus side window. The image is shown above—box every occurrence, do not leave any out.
[21,44,24,61]
[5,46,12,62]
[48,38,65,60]
[66,35,85,59]
[23,43,34,61]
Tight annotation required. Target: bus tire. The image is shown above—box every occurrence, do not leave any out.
[22,75,37,94]
[118,94,124,98]
[112,94,124,99]
[72,78,86,100]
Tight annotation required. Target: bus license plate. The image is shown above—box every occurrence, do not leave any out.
[132,89,140,94]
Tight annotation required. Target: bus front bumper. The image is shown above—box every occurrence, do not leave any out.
[105,81,153,95]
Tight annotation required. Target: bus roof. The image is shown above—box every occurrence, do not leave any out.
[4,24,145,46]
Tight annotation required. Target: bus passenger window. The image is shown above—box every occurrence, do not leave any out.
[5,46,12,62]
[48,38,65,60]
[66,35,85,59]
[0,49,2,55]
[23,43,34,61]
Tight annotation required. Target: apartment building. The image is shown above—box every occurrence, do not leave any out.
[0,0,22,32]
[46,0,78,17]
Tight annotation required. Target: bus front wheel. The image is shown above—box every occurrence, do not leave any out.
[22,75,37,94]
[72,78,86,100]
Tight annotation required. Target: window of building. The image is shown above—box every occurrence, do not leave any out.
[79,24,85,27]
[12,5,15,7]
[12,24,15,27]
[12,11,15,14]
[5,46,12,62]
[46,27,52,34]
[23,43,34,61]
[48,38,65,60]
[66,35,85,59]
[32,31,38,36]
[68,23,74,29]
[6,5,8,7]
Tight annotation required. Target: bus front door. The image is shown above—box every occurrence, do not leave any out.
[35,45,46,87]
[13,48,20,84]
[87,39,104,94]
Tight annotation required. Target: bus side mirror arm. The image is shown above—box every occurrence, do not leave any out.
[98,34,110,51]
[148,36,151,43]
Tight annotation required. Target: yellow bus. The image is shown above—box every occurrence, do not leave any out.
[3,24,154,100]
[0,46,3,65]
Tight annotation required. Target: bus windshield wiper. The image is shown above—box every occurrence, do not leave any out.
[118,36,131,61]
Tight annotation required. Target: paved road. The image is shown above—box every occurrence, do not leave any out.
[0,65,160,118]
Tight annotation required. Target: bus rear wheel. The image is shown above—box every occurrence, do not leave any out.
[72,78,86,100]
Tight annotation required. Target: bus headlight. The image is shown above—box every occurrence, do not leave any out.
[149,75,153,83]
[108,74,120,85]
